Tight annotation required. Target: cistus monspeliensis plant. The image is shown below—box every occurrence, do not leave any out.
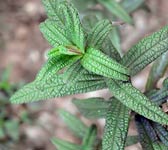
[10,0,168,149]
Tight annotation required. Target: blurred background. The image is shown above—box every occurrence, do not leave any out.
[0,0,168,150]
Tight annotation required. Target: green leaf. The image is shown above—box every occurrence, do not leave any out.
[73,97,110,119]
[98,0,133,24]
[120,0,144,13]
[86,19,113,49]
[63,61,86,84]
[109,27,122,57]
[152,142,168,150]
[102,98,130,150]
[153,123,168,146]
[146,51,168,91]
[147,78,168,105]
[82,15,121,61]
[146,78,168,105]
[121,25,168,75]
[81,48,130,81]
[82,125,97,150]
[42,0,65,21]
[125,135,139,147]
[106,79,168,125]
[60,3,85,52]
[136,116,158,141]
[63,61,106,88]
[163,78,168,87]
[58,109,88,138]
[135,115,158,150]
[51,137,82,150]
[101,33,121,61]
[41,2,85,52]
[10,72,106,103]
[82,15,99,33]
[40,18,71,47]
[35,55,81,81]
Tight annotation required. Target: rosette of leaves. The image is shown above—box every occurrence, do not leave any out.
[10,0,168,149]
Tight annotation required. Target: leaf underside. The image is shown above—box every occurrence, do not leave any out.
[135,115,167,150]
[147,78,168,105]
[153,123,168,146]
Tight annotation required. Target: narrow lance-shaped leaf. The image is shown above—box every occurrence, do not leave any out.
[153,123,168,146]
[60,3,85,52]
[98,0,133,24]
[63,61,105,87]
[109,27,122,57]
[10,71,106,104]
[83,15,121,61]
[147,78,168,105]
[102,98,130,150]
[146,51,168,91]
[58,109,88,138]
[148,89,168,105]
[81,48,130,81]
[121,25,168,75]
[73,97,111,119]
[40,18,71,47]
[82,125,97,150]
[41,2,85,52]
[35,55,81,81]
[152,142,168,150]
[42,0,65,23]
[63,61,85,84]
[82,15,99,33]
[135,115,159,150]
[51,137,82,150]
[86,19,113,50]
[101,33,121,61]
[106,79,168,125]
